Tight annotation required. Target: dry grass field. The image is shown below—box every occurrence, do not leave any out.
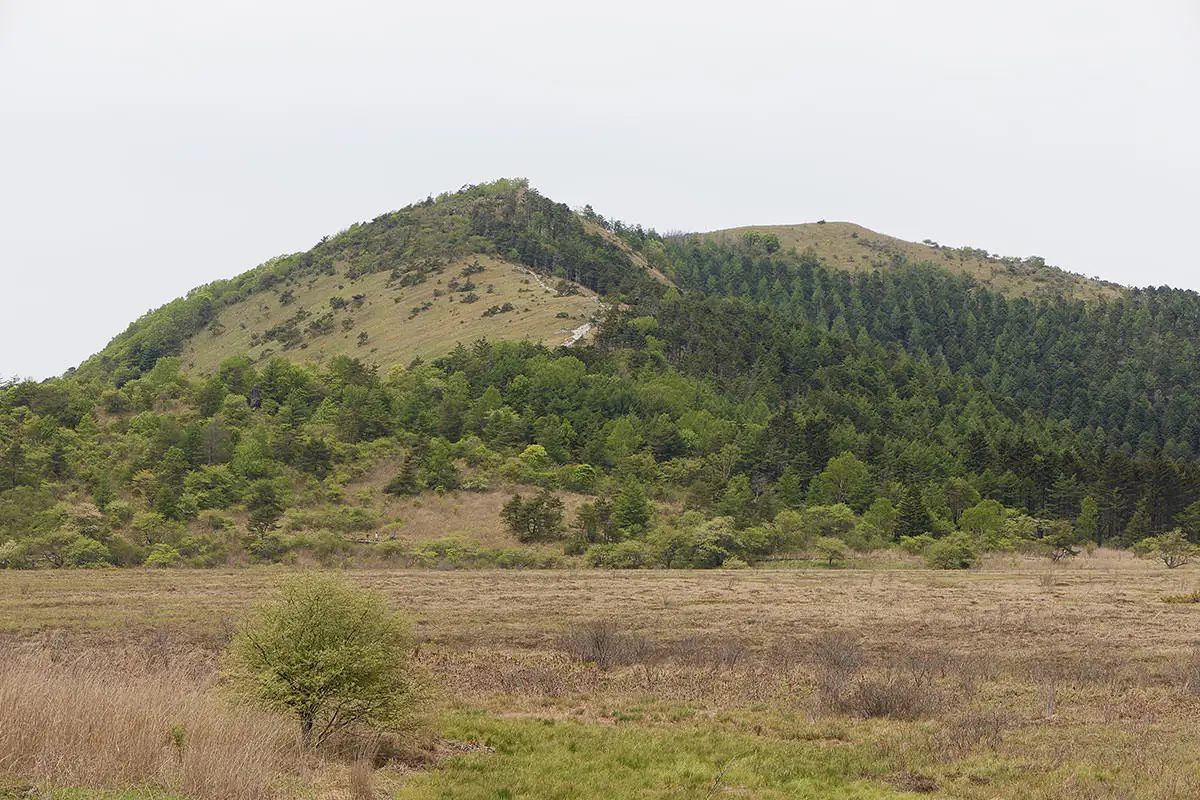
[4,551,1200,798]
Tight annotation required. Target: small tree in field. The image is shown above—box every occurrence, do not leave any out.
[223,574,417,747]
[813,536,849,567]
[1134,529,1198,569]
[501,490,566,542]
[1042,520,1081,562]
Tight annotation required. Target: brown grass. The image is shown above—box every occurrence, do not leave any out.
[0,644,296,799]
[7,551,1200,797]
[181,255,603,376]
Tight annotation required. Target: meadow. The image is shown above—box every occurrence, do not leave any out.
[3,551,1200,799]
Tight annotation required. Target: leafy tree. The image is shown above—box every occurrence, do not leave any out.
[943,477,981,524]
[959,499,1007,538]
[861,497,898,539]
[223,574,417,746]
[571,499,618,550]
[1041,520,1081,561]
[246,479,285,538]
[925,533,979,569]
[422,438,460,492]
[717,473,755,524]
[813,535,849,567]
[797,504,857,547]
[807,452,872,510]
[1075,495,1100,545]
[501,490,566,542]
[1134,529,1198,569]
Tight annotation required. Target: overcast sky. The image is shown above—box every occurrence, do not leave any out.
[2,0,1197,380]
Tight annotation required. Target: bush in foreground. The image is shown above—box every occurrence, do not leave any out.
[223,573,418,747]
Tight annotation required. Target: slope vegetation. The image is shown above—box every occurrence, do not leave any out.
[706,221,1123,301]
[8,178,1200,578]
[81,178,658,384]
[182,255,602,376]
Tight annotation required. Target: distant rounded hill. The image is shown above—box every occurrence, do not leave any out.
[704,221,1123,302]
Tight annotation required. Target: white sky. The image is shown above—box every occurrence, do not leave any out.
[1,0,1198,379]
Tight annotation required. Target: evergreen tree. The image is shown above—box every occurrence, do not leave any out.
[896,485,933,540]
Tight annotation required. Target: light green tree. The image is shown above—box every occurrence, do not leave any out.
[1133,529,1198,569]
[959,499,1007,538]
[223,574,418,747]
[807,452,872,510]
[813,535,849,567]
[1075,495,1100,545]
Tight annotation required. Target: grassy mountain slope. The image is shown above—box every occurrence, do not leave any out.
[80,179,657,384]
[705,221,1123,302]
[181,254,602,376]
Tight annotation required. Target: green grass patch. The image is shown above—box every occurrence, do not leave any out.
[395,712,915,799]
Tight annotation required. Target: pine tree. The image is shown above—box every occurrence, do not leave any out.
[896,485,933,540]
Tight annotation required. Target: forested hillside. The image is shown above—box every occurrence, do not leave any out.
[5,179,1200,570]
[703,221,1121,302]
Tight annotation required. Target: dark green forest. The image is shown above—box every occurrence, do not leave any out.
[5,179,1200,570]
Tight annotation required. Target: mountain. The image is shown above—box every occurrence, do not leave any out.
[79,179,660,384]
[4,178,1200,572]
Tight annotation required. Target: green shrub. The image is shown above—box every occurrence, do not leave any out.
[248,533,290,563]
[586,541,651,569]
[144,544,183,568]
[409,536,477,568]
[899,534,936,556]
[924,533,979,569]
[1135,530,1198,568]
[223,573,417,746]
[63,536,112,568]
[0,539,30,569]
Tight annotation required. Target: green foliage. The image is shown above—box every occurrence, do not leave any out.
[1076,495,1100,545]
[896,486,934,540]
[612,482,651,534]
[13,182,1200,574]
[585,541,652,569]
[501,490,566,543]
[1041,520,1081,561]
[246,478,285,538]
[1133,529,1198,568]
[647,517,741,569]
[807,452,873,511]
[924,533,980,569]
[797,504,857,547]
[813,536,849,567]
[144,543,183,568]
[959,499,1007,538]
[898,534,936,556]
[861,497,898,539]
[223,573,417,746]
